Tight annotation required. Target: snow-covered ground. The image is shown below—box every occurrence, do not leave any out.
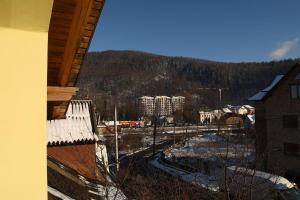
[158,132,255,187]
[150,154,220,192]
[165,133,255,163]
[142,135,168,146]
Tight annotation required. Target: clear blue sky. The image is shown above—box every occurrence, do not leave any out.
[89,0,300,62]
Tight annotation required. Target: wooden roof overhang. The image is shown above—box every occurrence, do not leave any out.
[47,0,105,119]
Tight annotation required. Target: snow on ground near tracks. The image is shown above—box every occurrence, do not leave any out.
[168,133,254,160]
[150,154,220,192]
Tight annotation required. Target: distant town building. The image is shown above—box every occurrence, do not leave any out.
[249,63,300,176]
[199,111,215,124]
[226,104,255,115]
[242,105,255,115]
[137,96,185,117]
[171,96,185,113]
[138,96,155,116]
[154,96,172,116]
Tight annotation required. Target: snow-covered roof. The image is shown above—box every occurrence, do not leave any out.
[248,91,267,101]
[227,166,295,190]
[222,108,232,113]
[47,100,98,145]
[247,114,255,123]
[65,100,92,118]
[104,121,120,126]
[243,105,254,110]
[248,75,284,101]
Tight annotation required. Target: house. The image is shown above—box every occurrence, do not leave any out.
[47,155,126,200]
[43,0,124,198]
[243,105,255,115]
[47,100,124,199]
[249,63,300,176]
[199,111,215,124]
[47,100,109,179]
[226,104,255,115]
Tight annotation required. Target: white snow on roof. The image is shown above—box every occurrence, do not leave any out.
[104,121,120,126]
[247,114,255,123]
[222,108,232,113]
[248,75,284,101]
[243,105,254,109]
[262,75,284,92]
[248,91,267,101]
[47,101,98,145]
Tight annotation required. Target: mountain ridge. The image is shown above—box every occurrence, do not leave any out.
[76,50,299,120]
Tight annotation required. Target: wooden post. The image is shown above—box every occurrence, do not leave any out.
[152,115,157,156]
[173,123,176,146]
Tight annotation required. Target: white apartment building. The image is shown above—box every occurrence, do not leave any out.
[154,96,172,116]
[138,96,185,117]
[171,96,185,113]
[138,96,155,116]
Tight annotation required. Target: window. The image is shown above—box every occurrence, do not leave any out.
[291,85,298,99]
[282,115,298,128]
[284,143,299,156]
[290,84,300,99]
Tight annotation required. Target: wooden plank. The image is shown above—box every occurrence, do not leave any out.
[52,1,76,14]
[90,9,100,17]
[49,26,70,34]
[85,24,95,31]
[48,44,66,53]
[51,102,69,119]
[94,0,104,3]
[48,56,63,63]
[50,19,72,29]
[74,53,84,60]
[79,42,89,48]
[77,48,86,54]
[48,38,67,47]
[58,0,94,86]
[72,58,83,65]
[87,16,97,23]
[47,86,79,102]
[92,1,104,9]
[48,34,68,43]
[72,64,81,70]
[82,29,92,37]
[52,11,74,20]
[81,36,90,43]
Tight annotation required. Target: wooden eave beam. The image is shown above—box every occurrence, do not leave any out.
[58,0,93,86]
[47,86,79,101]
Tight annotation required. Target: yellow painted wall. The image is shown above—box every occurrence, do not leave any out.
[0,0,53,199]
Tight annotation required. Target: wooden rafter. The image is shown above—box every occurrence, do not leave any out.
[47,86,79,102]
[58,0,93,86]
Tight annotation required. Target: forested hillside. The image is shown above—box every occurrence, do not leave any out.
[76,50,298,120]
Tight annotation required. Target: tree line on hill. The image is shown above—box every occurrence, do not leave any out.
[75,50,299,121]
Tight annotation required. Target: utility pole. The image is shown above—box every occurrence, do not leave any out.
[152,115,157,156]
[173,123,176,146]
[114,104,119,172]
